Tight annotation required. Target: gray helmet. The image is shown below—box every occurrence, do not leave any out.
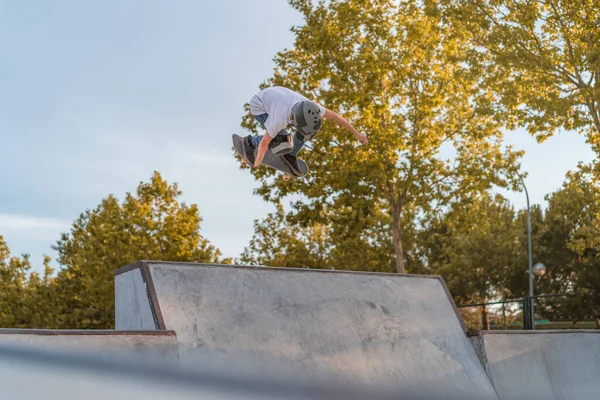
[291,101,322,140]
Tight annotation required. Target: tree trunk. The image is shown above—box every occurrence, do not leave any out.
[392,206,406,274]
[481,305,490,330]
[585,99,600,138]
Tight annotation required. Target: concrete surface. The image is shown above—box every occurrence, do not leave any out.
[114,265,158,330]
[115,261,499,399]
[470,330,600,400]
[0,329,179,362]
[0,341,429,400]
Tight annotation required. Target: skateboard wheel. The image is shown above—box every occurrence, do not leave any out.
[283,174,291,181]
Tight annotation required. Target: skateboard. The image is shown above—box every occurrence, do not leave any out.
[232,134,308,180]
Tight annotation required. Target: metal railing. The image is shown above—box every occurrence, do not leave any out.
[457,293,600,331]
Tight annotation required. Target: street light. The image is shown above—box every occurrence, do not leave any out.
[533,263,546,278]
[520,178,535,330]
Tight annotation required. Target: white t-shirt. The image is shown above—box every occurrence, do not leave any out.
[249,86,326,138]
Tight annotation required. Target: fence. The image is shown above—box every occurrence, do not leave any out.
[457,293,600,331]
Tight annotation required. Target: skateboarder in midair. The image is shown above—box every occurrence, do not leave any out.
[240,86,368,176]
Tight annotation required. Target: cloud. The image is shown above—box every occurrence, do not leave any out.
[0,214,70,231]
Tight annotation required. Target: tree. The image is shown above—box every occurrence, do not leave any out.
[419,195,524,300]
[240,200,400,272]
[0,237,56,328]
[240,204,333,269]
[536,163,600,321]
[51,172,224,329]
[434,0,600,151]
[0,237,32,327]
[418,193,543,329]
[22,255,60,328]
[241,0,523,273]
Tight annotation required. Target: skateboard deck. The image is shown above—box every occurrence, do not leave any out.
[232,134,308,179]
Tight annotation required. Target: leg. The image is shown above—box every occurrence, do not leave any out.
[280,132,306,176]
[250,135,263,148]
[249,113,269,148]
[240,113,268,165]
[289,133,306,157]
[248,113,293,154]
[250,131,293,155]
[253,113,269,129]
[280,130,310,176]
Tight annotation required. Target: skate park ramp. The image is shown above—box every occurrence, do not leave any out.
[470,330,600,400]
[114,261,499,399]
[0,340,410,400]
[0,328,179,362]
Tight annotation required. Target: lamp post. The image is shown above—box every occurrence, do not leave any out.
[520,178,535,329]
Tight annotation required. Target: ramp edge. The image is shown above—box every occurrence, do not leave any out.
[478,329,600,335]
[0,329,176,336]
[115,261,167,330]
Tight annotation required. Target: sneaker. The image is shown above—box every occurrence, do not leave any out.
[282,153,302,176]
[242,135,256,166]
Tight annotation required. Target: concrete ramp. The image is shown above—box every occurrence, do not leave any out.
[470,330,600,400]
[114,261,498,399]
[0,341,425,400]
[0,328,179,362]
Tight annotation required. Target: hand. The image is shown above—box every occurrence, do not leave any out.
[355,132,368,145]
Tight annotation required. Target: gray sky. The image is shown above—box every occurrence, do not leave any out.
[0,1,595,273]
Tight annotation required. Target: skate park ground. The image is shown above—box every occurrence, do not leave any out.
[1,260,598,399]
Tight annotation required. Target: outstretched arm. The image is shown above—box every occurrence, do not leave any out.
[323,108,368,145]
[255,134,273,167]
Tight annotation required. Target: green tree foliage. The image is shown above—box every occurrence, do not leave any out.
[50,171,223,329]
[240,204,334,269]
[420,165,600,326]
[417,193,566,329]
[240,202,401,272]
[434,0,600,150]
[241,0,523,273]
[0,238,56,328]
[419,194,531,305]
[0,238,29,327]
[535,163,600,320]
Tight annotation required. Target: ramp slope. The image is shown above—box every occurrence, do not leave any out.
[471,330,600,400]
[0,341,428,400]
[0,329,178,362]
[115,261,498,399]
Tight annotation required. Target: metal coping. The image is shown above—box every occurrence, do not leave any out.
[114,259,444,280]
[477,329,600,335]
[0,329,176,336]
[114,260,468,334]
